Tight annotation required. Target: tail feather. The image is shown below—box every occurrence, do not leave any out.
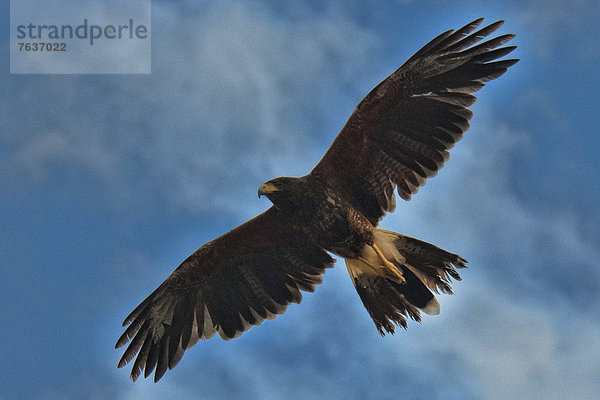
[346,229,466,335]
[393,232,467,294]
[353,276,416,334]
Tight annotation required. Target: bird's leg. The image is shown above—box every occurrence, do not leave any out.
[372,243,405,284]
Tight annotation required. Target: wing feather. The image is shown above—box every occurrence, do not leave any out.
[311,18,518,222]
[115,207,334,382]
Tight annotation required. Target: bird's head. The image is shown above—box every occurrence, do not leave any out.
[258,176,305,212]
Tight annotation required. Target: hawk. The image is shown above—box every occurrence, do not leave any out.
[116,18,518,382]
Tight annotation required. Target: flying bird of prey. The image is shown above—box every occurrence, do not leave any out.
[116,18,518,382]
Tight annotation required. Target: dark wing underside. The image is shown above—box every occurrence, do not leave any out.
[311,18,518,224]
[115,207,333,382]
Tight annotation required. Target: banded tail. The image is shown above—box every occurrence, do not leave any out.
[345,229,467,335]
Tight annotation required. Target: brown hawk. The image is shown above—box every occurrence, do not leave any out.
[116,18,518,382]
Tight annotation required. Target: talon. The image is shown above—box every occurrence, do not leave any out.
[393,269,406,284]
[372,243,405,284]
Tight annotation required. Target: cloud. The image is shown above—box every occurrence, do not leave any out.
[383,108,600,399]
[387,106,600,304]
[3,2,600,399]
[400,283,600,400]
[516,0,600,60]
[105,105,600,398]
[2,0,379,218]
[13,130,123,181]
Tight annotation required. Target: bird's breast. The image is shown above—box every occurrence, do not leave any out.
[295,195,374,259]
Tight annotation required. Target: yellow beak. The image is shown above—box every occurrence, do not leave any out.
[258,182,279,197]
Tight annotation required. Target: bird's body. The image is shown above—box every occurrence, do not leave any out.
[116,18,518,382]
[259,175,375,259]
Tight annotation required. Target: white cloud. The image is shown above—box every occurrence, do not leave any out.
[516,0,600,60]
[105,5,598,398]
[383,107,600,399]
[137,1,379,214]
[3,0,379,218]
[404,285,600,400]
[383,104,600,302]
[4,2,600,399]
[13,130,122,181]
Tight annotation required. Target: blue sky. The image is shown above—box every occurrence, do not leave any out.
[1,0,599,399]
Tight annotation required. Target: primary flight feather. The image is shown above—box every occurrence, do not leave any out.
[116,18,518,382]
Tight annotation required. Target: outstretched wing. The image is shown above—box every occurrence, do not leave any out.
[311,18,518,223]
[115,207,334,382]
